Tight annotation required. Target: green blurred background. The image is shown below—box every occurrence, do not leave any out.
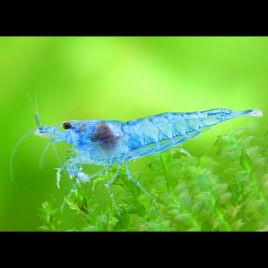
[0,37,267,231]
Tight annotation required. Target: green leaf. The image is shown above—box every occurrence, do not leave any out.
[231,219,244,231]
[173,213,192,226]
[219,192,233,205]
[240,149,252,170]
[148,160,164,171]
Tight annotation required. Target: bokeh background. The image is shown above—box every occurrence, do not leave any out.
[0,37,267,231]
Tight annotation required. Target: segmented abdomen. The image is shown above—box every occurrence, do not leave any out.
[121,111,207,158]
[117,107,258,159]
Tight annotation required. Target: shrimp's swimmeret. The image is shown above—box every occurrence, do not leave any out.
[30,108,263,213]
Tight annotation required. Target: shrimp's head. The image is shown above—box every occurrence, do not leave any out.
[35,119,121,155]
[35,120,99,146]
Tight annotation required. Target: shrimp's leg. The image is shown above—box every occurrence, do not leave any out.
[105,163,122,215]
[56,162,68,189]
[177,147,191,156]
[124,161,158,206]
[60,163,113,211]
[56,161,72,188]
[56,156,89,188]
[60,181,79,211]
[56,155,106,188]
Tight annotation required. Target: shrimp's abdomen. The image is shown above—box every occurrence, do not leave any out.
[121,108,262,159]
[121,112,201,159]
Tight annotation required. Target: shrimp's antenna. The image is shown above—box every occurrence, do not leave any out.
[9,129,35,182]
[52,143,62,165]
[27,92,41,128]
[34,94,41,127]
[39,141,51,169]
[39,141,62,168]
[11,93,42,181]
[28,94,61,168]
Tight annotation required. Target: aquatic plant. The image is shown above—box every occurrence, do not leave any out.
[40,127,268,231]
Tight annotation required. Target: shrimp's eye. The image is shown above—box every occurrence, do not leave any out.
[63,122,72,129]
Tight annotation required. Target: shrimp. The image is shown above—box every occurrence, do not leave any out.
[29,108,264,213]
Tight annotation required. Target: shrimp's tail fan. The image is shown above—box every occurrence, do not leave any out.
[241,109,263,117]
[202,108,263,128]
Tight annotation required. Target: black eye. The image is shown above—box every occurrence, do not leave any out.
[63,122,72,129]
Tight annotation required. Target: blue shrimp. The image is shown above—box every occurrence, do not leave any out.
[31,108,263,213]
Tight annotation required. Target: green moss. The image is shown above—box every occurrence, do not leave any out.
[40,127,268,231]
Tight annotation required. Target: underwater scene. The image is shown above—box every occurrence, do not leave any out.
[1,37,268,231]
